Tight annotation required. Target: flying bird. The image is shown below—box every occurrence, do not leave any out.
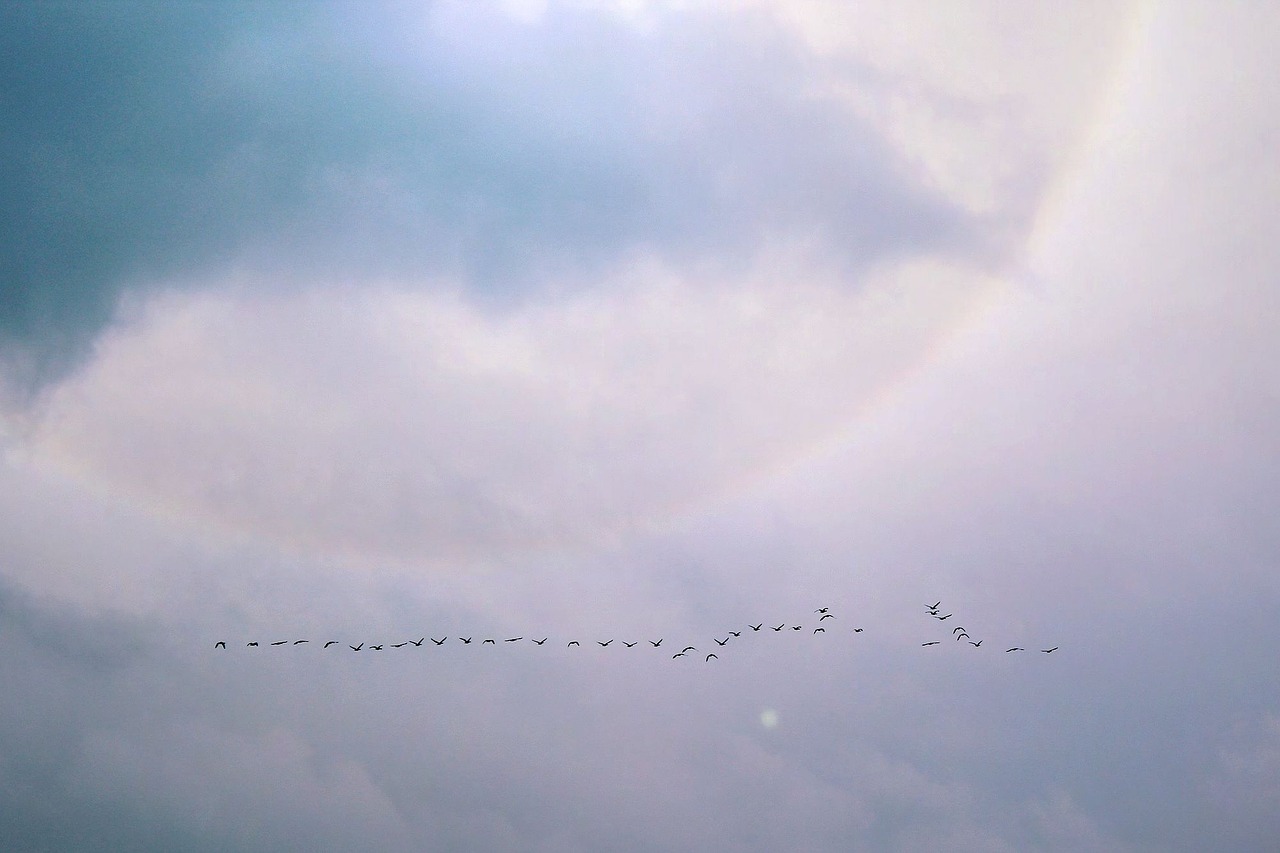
[673,652,686,658]
[750,624,762,631]
[505,638,522,642]
[922,641,940,646]
[813,627,825,634]
[714,637,729,646]
[431,637,447,645]
[459,637,472,644]
[392,642,408,648]
[791,625,802,631]
[681,646,696,654]
[728,631,741,637]
[956,633,970,641]
[820,613,834,620]
[970,640,982,647]
[294,640,309,645]
[370,645,384,651]
[324,641,339,648]
[650,639,663,647]
[952,627,966,634]
[705,653,718,662]
[815,608,830,614]
[1006,647,1024,653]
[215,641,226,649]
[598,640,613,647]
[271,641,288,646]
[568,641,580,647]
[350,644,363,651]
[247,642,258,647]
[773,624,786,631]
[935,614,952,620]
[852,628,864,633]
[1042,647,1059,653]
[533,638,548,645]
[410,638,425,646]
[623,642,638,648]
[927,601,941,610]
[483,639,496,644]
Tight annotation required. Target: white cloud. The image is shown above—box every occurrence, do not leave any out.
[18,253,993,583]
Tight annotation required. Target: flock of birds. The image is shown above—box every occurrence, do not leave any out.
[919,601,1058,654]
[216,601,1059,660]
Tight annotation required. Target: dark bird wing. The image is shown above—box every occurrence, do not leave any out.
[706,653,717,661]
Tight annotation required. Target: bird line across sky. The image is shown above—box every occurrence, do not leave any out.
[217,602,1059,660]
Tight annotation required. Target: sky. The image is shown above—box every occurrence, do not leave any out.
[1,1,1278,850]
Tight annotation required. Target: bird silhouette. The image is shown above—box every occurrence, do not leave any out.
[852,628,864,633]
[505,638,522,642]
[952,627,966,634]
[970,640,982,647]
[750,624,763,631]
[773,624,786,631]
[673,652,686,658]
[714,637,729,646]
[215,641,226,649]
[956,632,970,640]
[410,638,425,646]
[820,613,834,621]
[623,641,638,648]
[1006,647,1024,653]
[247,642,258,647]
[705,653,718,661]
[392,642,408,648]
[815,608,830,614]
[431,637,447,645]
[568,641,580,647]
[935,614,952,620]
[483,639,496,644]
[927,601,941,610]
[791,625,802,631]
[650,639,663,647]
[1041,647,1058,653]
[350,644,363,651]
[813,627,825,634]
[370,645,384,651]
[294,640,309,645]
[728,631,741,637]
[533,638,548,645]
[681,646,696,654]
[460,637,472,644]
[922,641,940,646]
[598,640,613,647]
[324,641,339,648]
[271,641,287,646]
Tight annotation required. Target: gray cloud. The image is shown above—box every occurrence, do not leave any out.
[0,2,968,385]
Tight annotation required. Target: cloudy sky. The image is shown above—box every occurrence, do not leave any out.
[2,1,1278,850]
